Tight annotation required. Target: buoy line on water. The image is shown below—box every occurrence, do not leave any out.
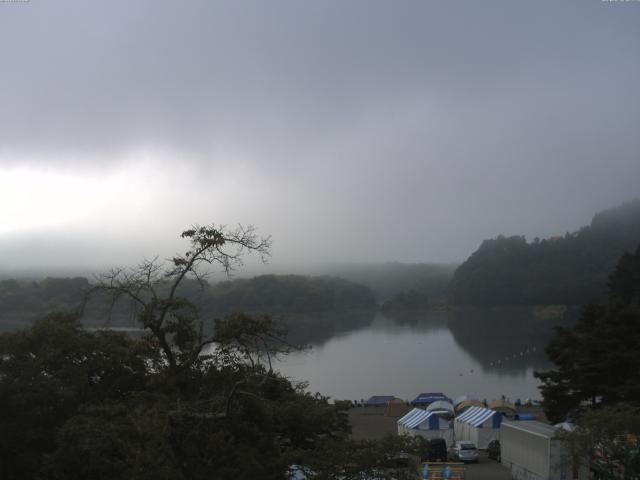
[488,346,537,368]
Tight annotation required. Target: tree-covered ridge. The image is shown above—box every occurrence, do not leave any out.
[0,274,377,333]
[204,274,377,315]
[380,289,430,314]
[450,199,640,306]
[328,262,457,302]
[0,277,89,330]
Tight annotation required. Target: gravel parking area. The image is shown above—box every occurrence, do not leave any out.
[461,452,511,480]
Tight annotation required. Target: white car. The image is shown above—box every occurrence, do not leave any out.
[448,441,479,463]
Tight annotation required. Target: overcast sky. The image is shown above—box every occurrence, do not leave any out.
[0,0,639,275]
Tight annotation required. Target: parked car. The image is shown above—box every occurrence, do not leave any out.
[427,438,447,462]
[448,441,479,463]
[487,440,501,462]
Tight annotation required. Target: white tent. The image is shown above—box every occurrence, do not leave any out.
[426,400,454,421]
[397,408,454,446]
[426,400,454,416]
[453,406,502,449]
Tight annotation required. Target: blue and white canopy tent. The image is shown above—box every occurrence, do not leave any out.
[410,392,451,407]
[453,406,502,449]
[397,408,454,446]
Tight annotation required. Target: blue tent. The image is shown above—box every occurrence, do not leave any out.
[411,392,451,407]
[364,395,397,406]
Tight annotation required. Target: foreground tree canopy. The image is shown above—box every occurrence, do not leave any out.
[536,244,640,423]
[0,224,423,480]
[561,404,640,480]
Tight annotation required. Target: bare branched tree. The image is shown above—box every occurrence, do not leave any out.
[91,224,272,371]
[213,312,298,373]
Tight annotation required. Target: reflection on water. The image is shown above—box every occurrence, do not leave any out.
[447,308,570,373]
[283,309,377,347]
[276,308,576,403]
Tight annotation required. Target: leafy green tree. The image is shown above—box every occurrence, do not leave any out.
[535,245,640,422]
[0,224,368,480]
[608,246,640,309]
[0,313,153,479]
[1,224,425,479]
[561,404,640,480]
[44,401,182,480]
[93,224,272,375]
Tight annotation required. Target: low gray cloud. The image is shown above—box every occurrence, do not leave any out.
[0,0,638,272]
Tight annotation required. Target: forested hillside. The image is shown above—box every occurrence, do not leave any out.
[0,274,376,333]
[450,200,640,306]
[0,277,89,331]
[381,290,430,314]
[327,262,457,301]
[203,274,376,315]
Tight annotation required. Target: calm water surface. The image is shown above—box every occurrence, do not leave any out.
[276,309,563,403]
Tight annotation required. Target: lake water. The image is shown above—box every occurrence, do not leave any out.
[276,309,569,403]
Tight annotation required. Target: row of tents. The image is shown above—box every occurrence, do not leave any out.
[364,393,518,417]
[364,393,455,408]
[365,393,516,415]
[397,405,502,448]
[398,410,587,480]
[360,393,519,449]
